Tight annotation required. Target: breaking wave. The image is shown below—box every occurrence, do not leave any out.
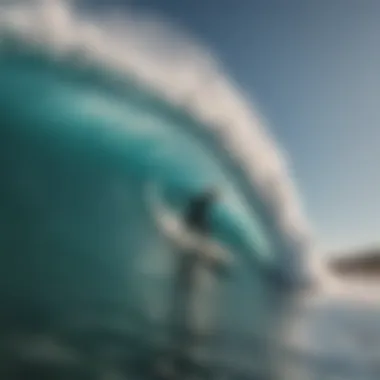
[0,0,313,279]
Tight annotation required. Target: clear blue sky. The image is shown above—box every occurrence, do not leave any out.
[87,0,380,253]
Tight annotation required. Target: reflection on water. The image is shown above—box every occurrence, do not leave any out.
[1,316,380,380]
[287,300,380,380]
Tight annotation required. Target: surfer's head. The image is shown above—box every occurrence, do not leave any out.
[184,187,220,233]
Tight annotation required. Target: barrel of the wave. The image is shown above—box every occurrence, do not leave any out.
[0,31,305,380]
[0,49,233,377]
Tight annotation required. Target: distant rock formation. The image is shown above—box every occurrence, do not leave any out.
[328,247,380,278]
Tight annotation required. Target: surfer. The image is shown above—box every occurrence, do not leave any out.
[168,189,220,378]
[156,188,231,380]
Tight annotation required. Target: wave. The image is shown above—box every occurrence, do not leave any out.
[0,0,313,280]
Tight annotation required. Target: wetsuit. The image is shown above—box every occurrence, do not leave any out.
[184,192,215,235]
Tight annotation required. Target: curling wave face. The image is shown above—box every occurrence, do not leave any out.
[0,0,310,369]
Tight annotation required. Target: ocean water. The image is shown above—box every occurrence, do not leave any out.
[0,1,312,378]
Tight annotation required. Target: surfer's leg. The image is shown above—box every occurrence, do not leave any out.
[156,253,194,379]
[173,255,196,377]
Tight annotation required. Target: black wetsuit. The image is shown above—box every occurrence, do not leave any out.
[184,192,215,235]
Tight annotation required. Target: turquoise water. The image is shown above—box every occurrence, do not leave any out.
[0,9,302,377]
[0,44,280,313]
[0,51,275,258]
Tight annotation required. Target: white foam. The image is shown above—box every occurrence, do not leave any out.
[0,0,313,258]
